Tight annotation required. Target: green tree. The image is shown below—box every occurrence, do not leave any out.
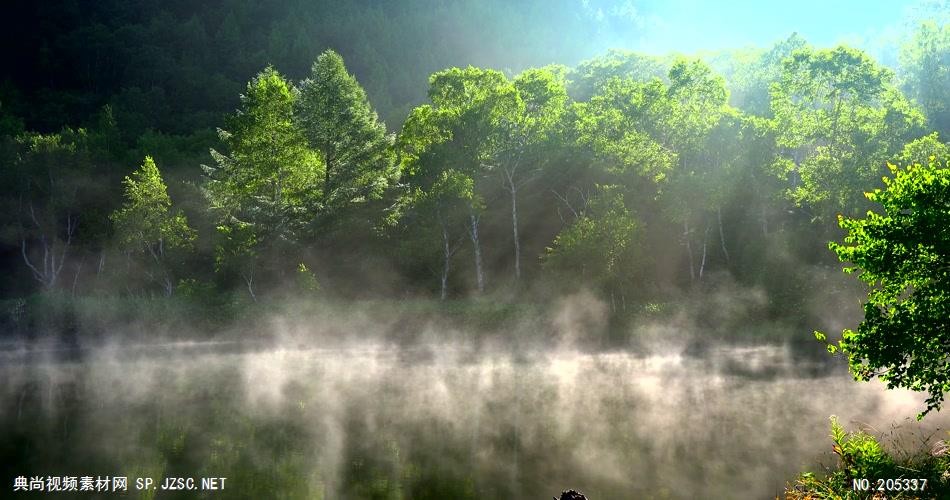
[819,155,950,417]
[111,156,196,296]
[500,67,569,282]
[543,185,639,301]
[899,21,950,139]
[398,169,476,301]
[659,58,729,281]
[400,66,517,292]
[707,33,807,117]
[568,49,669,102]
[296,50,396,213]
[203,66,320,298]
[2,129,109,292]
[771,45,926,220]
[895,132,949,166]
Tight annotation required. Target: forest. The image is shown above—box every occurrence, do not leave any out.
[1,1,949,498]
[0,0,946,311]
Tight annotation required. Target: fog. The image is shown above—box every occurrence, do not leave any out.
[2,1,948,498]
[3,326,947,499]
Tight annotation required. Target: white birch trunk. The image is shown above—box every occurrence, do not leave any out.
[717,207,729,263]
[684,218,695,282]
[468,212,485,293]
[699,223,710,280]
[439,208,451,301]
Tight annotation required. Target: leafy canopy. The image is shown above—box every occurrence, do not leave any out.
[296,49,395,209]
[819,155,950,417]
[771,45,926,218]
[204,66,320,242]
[111,156,195,253]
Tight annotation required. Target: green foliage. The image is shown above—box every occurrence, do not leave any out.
[296,50,395,211]
[829,415,892,481]
[204,67,321,296]
[665,57,729,149]
[0,7,946,318]
[111,156,195,295]
[771,45,927,219]
[543,185,639,289]
[789,416,950,499]
[112,156,195,252]
[706,33,808,116]
[569,78,674,181]
[0,128,116,292]
[214,221,259,297]
[568,49,669,101]
[900,21,950,139]
[206,66,320,229]
[896,132,950,165]
[296,263,320,294]
[823,156,950,417]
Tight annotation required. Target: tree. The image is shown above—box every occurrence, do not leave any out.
[771,45,926,220]
[707,33,807,117]
[895,132,949,166]
[398,169,476,301]
[296,50,395,214]
[3,130,102,291]
[111,156,195,296]
[400,66,517,292]
[818,155,950,417]
[659,58,729,282]
[203,66,320,298]
[568,49,669,102]
[899,21,950,139]
[543,185,639,305]
[498,67,569,282]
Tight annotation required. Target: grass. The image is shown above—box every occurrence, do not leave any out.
[785,417,950,499]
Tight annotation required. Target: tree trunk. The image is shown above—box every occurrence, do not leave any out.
[439,208,451,301]
[510,184,521,281]
[20,210,76,290]
[717,207,729,263]
[162,272,174,297]
[71,257,83,296]
[699,223,710,280]
[683,218,695,282]
[243,271,257,302]
[468,211,485,293]
[97,250,105,276]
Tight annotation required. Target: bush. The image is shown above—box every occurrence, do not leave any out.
[787,416,950,499]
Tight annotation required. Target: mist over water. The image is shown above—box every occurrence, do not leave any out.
[3,334,946,499]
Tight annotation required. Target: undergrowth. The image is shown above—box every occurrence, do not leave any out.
[785,416,950,499]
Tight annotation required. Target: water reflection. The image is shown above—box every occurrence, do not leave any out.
[1,342,945,499]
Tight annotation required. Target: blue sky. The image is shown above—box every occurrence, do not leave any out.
[585,0,939,54]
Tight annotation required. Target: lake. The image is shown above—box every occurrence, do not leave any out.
[1,339,946,499]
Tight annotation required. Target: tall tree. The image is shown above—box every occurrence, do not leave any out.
[203,66,320,298]
[111,156,195,296]
[543,184,640,307]
[296,50,396,214]
[401,66,518,292]
[771,45,926,220]
[899,21,950,139]
[657,58,729,281]
[498,67,569,282]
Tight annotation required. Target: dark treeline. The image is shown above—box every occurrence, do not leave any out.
[0,0,644,136]
[1,1,948,329]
